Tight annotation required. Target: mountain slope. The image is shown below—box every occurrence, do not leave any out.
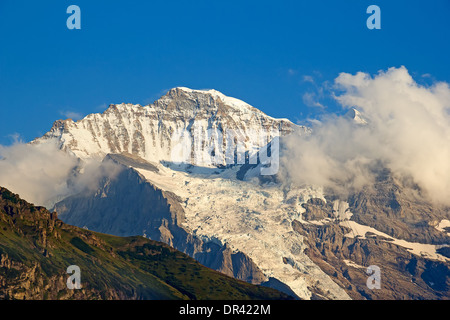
[55,152,351,300]
[34,88,449,300]
[54,155,279,292]
[0,186,291,300]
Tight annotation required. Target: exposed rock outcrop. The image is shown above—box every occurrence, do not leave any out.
[292,186,450,300]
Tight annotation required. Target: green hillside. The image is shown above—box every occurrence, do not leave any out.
[0,187,290,300]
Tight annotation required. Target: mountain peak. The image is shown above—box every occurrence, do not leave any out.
[163,87,262,115]
[35,88,296,162]
[345,107,367,124]
[170,86,226,96]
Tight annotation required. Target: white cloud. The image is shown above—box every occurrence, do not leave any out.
[0,140,122,208]
[60,110,83,120]
[281,66,450,205]
[6,133,23,144]
[288,69,297,76]
[95,103,108,111]
[302,91,325,109]
[0,141,78,207]
[302,75,315,83]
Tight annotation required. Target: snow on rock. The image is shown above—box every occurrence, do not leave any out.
[305,200,449,262]
[31,88,359,299]
[341,220,449,262]
[345,108,368,125]
[35,88,298,167]
[33,87,450,299]
[136,166,351,300]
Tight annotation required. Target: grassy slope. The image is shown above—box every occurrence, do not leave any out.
[0,187,290,300]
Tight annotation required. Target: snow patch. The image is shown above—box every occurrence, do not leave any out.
[341,220,449,262]
[434,219,450,236]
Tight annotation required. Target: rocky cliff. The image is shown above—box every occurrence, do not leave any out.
[293,171,450,299]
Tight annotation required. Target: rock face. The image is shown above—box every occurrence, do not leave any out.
[348,171,450,244]
[292,174,450,300]
[0,186,291,300]
[295,220,450,299]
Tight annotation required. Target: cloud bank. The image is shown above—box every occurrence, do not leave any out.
[0,140,122,208]
[1,66,449,207]
[281,66,450,205]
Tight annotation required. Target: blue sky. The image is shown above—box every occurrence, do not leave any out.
[0,0,449,145]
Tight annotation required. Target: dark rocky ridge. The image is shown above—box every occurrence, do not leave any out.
[290,167,450,299]
[292,184,450,300]
[294,220,449,299]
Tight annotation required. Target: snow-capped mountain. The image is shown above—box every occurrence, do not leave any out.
[345,107,368,125]
[36,87,296,167]
[36,88,449,300]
